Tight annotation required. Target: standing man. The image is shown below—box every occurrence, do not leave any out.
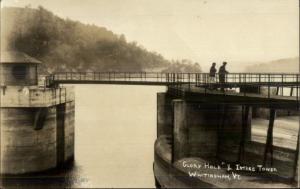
[218,61,229,91]
[209,62,217,89]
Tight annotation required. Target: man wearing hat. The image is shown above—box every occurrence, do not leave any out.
[209,62,217,89]
[218,61,229,91]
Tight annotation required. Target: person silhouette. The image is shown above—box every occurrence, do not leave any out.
[218,61,229,91]
[209,62,217,89]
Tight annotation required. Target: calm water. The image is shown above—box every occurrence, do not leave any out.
[1,85,298,188]
[0,85,166,188]
[73,84,166,188]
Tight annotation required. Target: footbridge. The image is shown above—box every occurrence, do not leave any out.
[45,71,300,186]
[45,72,300,109]
[2,52,299,188]
[46,72,300,87]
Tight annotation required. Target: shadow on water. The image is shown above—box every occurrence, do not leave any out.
[0,160,89,189]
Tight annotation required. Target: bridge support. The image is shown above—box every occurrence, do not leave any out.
[172,100,221,162]
[263,108,276,166]
[157,93,173,138]
[293,114,300,183]
[217,105,251,163]
[171,99,251,163]
[173,100,189,162]
[0,100,75,174]
[238,105,251,162]
[0,107,57,174]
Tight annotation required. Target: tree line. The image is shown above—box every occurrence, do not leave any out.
[2,6,201,73]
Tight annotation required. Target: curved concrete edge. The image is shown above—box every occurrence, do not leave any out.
[153,136,215,188]
[153,137,295,188]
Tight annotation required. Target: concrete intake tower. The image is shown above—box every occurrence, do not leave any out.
[0,51,75,174]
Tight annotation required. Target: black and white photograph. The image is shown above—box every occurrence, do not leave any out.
[0,0,299,188]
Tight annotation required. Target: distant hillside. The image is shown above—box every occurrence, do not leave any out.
[245,57,299,73]
[1,6,201,73]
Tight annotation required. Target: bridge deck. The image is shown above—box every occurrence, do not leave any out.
[168,84,299,110]
[46,72,300,87]
[45,72,300,109]
[49,79,180,86]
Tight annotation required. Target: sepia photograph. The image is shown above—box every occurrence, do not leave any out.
[0,0,299,188]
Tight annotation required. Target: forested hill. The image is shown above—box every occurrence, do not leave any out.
[1,7,201,73]
[245,57,299,73]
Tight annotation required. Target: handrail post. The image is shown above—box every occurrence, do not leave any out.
[188,73,191,90]
[268,74,270,98]
[167,73,169,83]
[290,87,294,96]
[281,74,283,96]
[297,75,299,106]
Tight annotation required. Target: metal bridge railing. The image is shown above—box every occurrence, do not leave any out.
[45,72,199,86]
[195,73,300,86]
[45,72,300,98]
[47,72,300,85]
[194,73,300,99]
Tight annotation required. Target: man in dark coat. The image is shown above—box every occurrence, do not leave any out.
[218,62,229,91]
[209,62,217,89]
[209,62,217,78]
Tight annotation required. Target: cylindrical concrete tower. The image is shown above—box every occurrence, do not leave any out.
[0,51,75,174]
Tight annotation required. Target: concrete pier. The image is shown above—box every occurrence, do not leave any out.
[0,98,75,174]
[184,102,220,159]
[218,105,251,162]
[0,51,75,174]
[156,93,173,137]
[0,107,57,174]
[155,87,299,187]
[157,92,250,163]
[173,100,188,161]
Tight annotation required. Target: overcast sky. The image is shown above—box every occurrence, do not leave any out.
[2,0,299,71]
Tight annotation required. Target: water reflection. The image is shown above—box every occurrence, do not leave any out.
[1,161,87,188]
